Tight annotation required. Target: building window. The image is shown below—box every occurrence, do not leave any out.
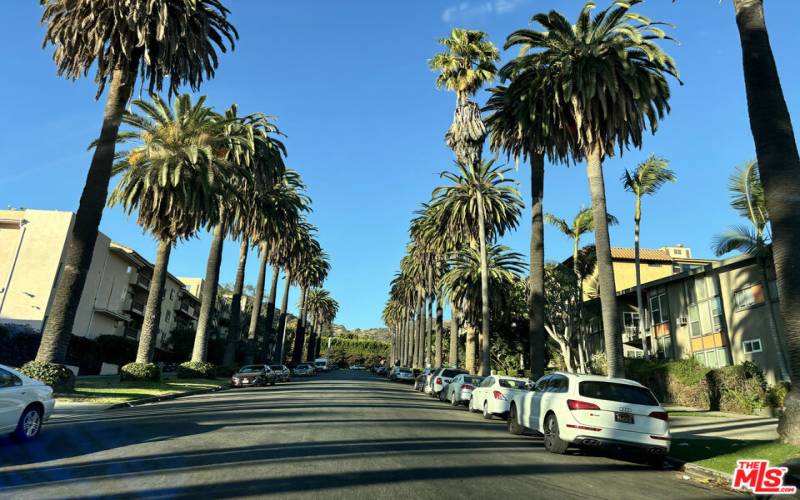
[743,339,763,354]
[734,284,765,310]
[693,348,730,369]
[165,310,171,322]
[710,297,723,331]
[169,289,174,301]
[687,304,702,338]
[655,336,672,360]
[649,294,668,325]
[622,312,640,333]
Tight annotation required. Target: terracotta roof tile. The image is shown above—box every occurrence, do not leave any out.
[610,248,673,262]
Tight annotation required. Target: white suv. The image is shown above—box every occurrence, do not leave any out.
[507,372,670,462]
[431,368,469,399]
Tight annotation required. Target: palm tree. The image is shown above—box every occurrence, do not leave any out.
[305,289,338,360]
[240,170,309,364]
[442,245,526,373]
[430,160,523,375]
[485,58,574,379]
[545,208,618,371]
[192,110,286,363]
[35,0,237,364]
[713,161,789,382]
[429,28,499,169]
[290,246,330,365]
[509,1,680,377]
[621,155,676,359]
[728,0,800,445]
[107,93,234,364]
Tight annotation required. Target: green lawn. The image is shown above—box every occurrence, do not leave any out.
[667,411,725,418]
[56,376,226,404]
[670,437,800,475]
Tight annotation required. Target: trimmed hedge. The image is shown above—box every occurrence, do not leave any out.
[707,361,768,414]
[120,362,161,382]
[177,361,217,379]
[19,361,76,393]
[0,325,40,367]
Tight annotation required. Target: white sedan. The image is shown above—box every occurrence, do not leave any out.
[469,375,531,419]
[0,364,56,442]
[507,372,670,462]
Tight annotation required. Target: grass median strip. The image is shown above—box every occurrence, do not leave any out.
[670,437,800,475]
[56,377,227,405]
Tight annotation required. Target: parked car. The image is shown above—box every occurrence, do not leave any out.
[269,364,291,382]
[230,365,277,388]
[390,367,415,383]
[350,364,366,370]
[507,372,670,462]
[375,366,388,377]
[314,358,329,372]
[431,368,470,399]
[443,374,484,406]
[414,367,436,392]
[293,363,316,376]
[469,375,531,419]
[0,364,55,442]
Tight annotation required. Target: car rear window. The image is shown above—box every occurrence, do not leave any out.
[498,379,527,389]
[441,369,467,378]
[579,381,659,406]
[398,369,411,373]
[270,365,282,370]
[463,376,483,385]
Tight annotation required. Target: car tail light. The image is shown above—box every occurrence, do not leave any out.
[435,377,442,385]
[566,424,601,432]
[493,390,506,400]
[567,399,600,410]
[463,384,475,390]
[649,411,669,422]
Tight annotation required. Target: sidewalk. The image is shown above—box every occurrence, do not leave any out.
[51,401,111,419]
[667,406,779,440]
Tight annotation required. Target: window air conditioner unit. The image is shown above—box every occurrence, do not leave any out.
[678,316,688,326]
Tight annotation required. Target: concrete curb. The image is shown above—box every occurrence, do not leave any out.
[104,385,227,410]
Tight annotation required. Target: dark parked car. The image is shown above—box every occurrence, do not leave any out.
[269,364,291,382]
[230,365,277,388]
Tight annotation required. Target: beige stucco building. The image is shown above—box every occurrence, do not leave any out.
[0,209,200,351]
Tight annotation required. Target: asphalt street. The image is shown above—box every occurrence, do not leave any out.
[0,370,736,499]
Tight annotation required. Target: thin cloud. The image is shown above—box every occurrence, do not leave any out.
[441,0,527,23]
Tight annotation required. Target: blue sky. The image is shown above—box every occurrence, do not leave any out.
[2,1,799,329]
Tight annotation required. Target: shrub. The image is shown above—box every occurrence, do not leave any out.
[707,361,768,414]
[215,365,236,377]
[589,352,607,376]
[177,360,217,379]
[625,358,710,408]
[119,362,161,382]
[767,381,790,409]
[20,361,75,393]
[0,325,41,368]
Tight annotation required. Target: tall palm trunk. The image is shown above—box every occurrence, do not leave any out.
[36,67,137,364]
[192,223,225,362]
[135,239,172,363]
[277,272,292,363]
[416,294,424,368]
[291,287,308,365]
[400,317,407,366]
[306,315,317,361]
[264,268,280,359]
[465,322,477,374]
[529,153,546,379]
[244,246,268,365]
[476,190,491,376]
[633,196,649,360]
[586,146,623,378]
[435,295,443,368]
[406,315,413,366]
[223,237,248,367]
[426,294,433,366]
[449,300,459,367]
[733,0,800,444]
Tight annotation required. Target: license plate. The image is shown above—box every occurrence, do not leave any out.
[614,412,634,424]
[242,378,250,384]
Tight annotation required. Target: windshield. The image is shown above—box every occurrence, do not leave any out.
[498,379,528,390]
[238,366,262,373]
[463,376,483,385]
[315,362,325,366]
[270,365,283,371]
[579,381,659,406]
[441,369,467,378]
[398,369,411,374]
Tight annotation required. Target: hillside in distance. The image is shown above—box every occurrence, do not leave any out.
[330,324,391,344]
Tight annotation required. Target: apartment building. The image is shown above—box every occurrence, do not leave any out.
[587,253,790,384]
[569,244,715,300]
[0,209,200,349]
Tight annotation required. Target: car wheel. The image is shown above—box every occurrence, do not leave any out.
[482,401,492,420]
[543,413,569,454]
[450,391,458,407]
[508,405,524,435]
[438,390,447,402]
[13,405,43,442]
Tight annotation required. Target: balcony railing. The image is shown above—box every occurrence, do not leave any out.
[136,274,151,289]
[129,301,145,315]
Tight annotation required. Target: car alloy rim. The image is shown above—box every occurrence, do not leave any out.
[23,411,41,437]
[544,417,556,447]
[483,402,488,416]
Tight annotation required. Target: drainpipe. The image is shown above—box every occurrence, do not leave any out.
[0,219,29,317]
